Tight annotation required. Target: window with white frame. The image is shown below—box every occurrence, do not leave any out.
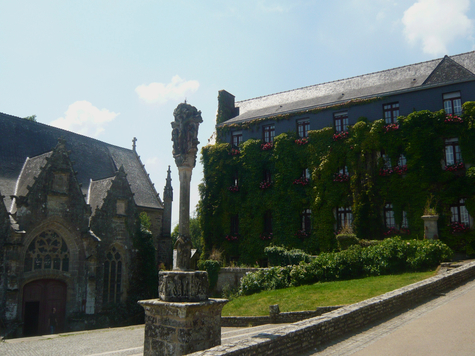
[401,211,409,228]
[443,92,462,115]
[398,154,407,166]
[263,125,275,143]
[445,138,462,166]
[301,209,312,233]
[381,152,392,169]
[334,112,348,133]
[297,119,310,138]
[384,203,396,228]
[337,206,352,230]
[231,131,242,147]
[451,198,470,226]
[383,102,400,124]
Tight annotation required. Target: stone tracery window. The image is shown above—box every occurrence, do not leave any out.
[24,230,69,272]
[103,246,123,304]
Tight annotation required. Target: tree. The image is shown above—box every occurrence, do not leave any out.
[171,216,203,253]
[23,115,37,122]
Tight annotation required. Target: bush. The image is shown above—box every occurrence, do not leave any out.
[239,237,453,295]
[265,245,312,266]
[336,233,359,250]
[198,260,221,289]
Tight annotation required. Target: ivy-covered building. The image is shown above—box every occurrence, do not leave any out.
[200,51,475,265]
[0,113,173,336]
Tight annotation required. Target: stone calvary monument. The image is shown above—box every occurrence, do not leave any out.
[139,103,227,356]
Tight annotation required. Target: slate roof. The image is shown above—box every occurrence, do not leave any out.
[220,51,475,126]
[87,177,114,215]
[0,112,163,211]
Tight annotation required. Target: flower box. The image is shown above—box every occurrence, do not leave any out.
[449,222,470,234]
[228,185,239,192]
[229,148,240,156]
[295,138,308,146]
[444,114,463,124]
[383,123,399,133]
[333,173,349,182]
[261,142,274,150]
[225,235,239,242]
[260,233,273,241]
[444,162,464,172]
[259,181,272,189]
[293,177,310,186]
[295,230,309,239]
[333,131,349,141]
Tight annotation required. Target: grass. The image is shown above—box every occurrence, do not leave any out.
[222,269,437,316]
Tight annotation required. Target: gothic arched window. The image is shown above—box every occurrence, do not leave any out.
[24,230,69,272]
[103,246,123,304]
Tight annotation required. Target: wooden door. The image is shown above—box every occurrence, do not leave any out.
[23,279,67,336]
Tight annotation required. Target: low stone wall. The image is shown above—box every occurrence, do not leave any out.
[215,267,260,293]
[189,261,475,356]
[221,306,342,327]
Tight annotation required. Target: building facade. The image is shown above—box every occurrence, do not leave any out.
[0,113,172,336]
[200,52,475,264]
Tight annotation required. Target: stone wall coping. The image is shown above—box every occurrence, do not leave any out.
[138,298,228,309]
[219,267,262,272]
[188,261,475,356]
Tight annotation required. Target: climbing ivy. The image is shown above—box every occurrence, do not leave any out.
[199,102,475,264]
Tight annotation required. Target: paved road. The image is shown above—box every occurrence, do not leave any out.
[301,277,475,356]
[0,322,289,356]
[3,277,475,356]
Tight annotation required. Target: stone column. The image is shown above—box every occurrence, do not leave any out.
[422,214,439,239]
[140,102,227,356]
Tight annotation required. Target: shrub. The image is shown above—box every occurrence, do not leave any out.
[239,237,453,295]
[265,245,312,266]
[336,233,359,250]
[198,260,221,289]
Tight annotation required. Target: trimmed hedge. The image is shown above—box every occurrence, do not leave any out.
[265,245,312,266]
[239,237,453,296]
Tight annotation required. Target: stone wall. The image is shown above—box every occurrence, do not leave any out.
[189,261,475,356]
[215,267,260,293]
[221,306,342,327]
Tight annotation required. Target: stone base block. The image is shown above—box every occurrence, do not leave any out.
[159,270,209,302]
[138,298,228,356]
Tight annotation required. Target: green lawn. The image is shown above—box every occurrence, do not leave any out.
[222,270,437,316]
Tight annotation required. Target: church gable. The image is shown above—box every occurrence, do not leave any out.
[89,166,137,244]
[13,139,91,232]
[423,55,475,85]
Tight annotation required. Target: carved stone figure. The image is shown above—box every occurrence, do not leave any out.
[174,234,192,270]
[171,103,203,168]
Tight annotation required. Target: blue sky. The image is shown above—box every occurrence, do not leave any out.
[1,0,475,227]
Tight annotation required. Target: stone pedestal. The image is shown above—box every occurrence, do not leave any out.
[422,214,439,239]
[159,270,209,302]
[139,298,228,356]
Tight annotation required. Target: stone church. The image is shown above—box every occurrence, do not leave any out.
[0,112,173,336]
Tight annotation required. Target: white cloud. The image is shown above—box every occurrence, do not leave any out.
[50,101,119,137]
[402,0,473,55]
[135,75,200,105]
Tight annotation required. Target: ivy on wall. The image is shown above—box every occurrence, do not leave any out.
[199,102,475,264]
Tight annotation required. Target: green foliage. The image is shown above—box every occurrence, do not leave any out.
[23,115,37,122]
[171,216,203,253]
[200,103,475,263]
[198,259,221,289]
[336,233,359,250]
[264,245,312,266]
[239,237,453,296]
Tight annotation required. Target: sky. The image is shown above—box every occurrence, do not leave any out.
[1,0,475,228]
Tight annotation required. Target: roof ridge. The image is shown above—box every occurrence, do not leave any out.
[0,111,133,152]
[236,52,475,105]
